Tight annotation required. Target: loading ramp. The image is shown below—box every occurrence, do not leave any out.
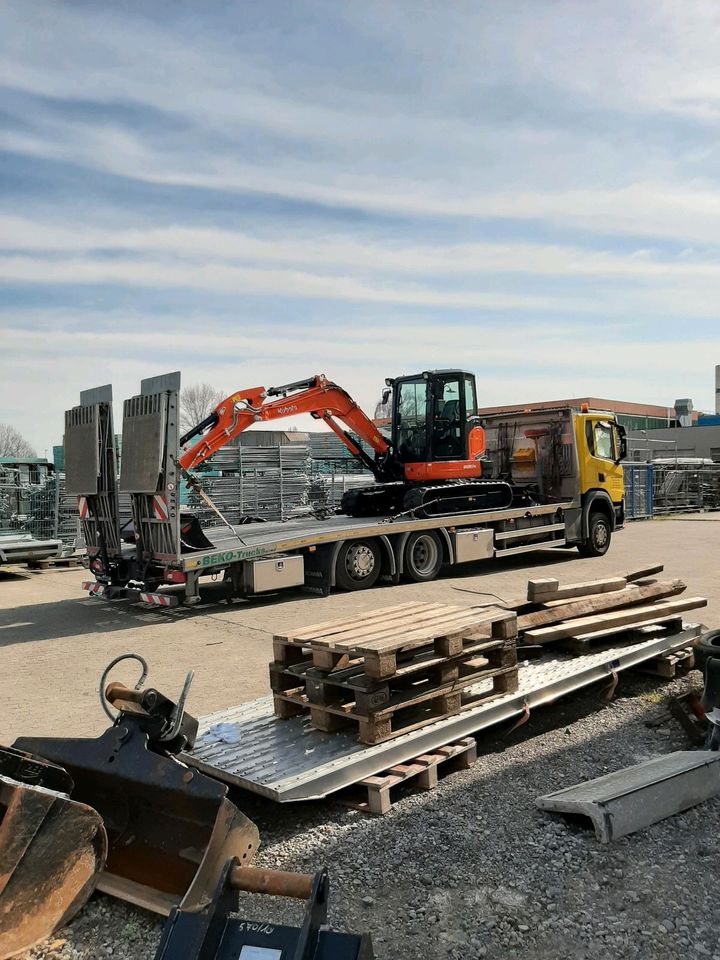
[184,625,701,802]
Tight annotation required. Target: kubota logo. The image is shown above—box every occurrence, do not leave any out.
[276,403,298,414]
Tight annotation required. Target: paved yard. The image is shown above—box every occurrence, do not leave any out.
[1,517,718,743]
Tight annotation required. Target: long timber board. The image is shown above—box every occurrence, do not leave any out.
[185,624,701,802]
[179,502,572,572]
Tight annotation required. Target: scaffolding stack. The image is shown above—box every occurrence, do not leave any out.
[185,444,313,523]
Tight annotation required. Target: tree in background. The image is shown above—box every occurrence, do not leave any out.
[0,424,36,458]
[180,383,225,435]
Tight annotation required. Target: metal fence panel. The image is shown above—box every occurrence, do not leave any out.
[623,464,654,519]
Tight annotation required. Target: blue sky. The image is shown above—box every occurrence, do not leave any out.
[1,0,720,454]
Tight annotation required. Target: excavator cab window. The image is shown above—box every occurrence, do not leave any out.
[431,377,464,460]
[395,378,429,462]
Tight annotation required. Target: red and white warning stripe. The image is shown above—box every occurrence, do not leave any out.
[82,581,106,598]
[77,496,89,519]
[139,591,178,608]
[152,494,169,521]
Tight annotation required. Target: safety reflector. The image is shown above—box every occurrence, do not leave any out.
[139,592,178,608]
[152,494,169,521]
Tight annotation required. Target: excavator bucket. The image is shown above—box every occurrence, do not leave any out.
[0,746,107,959]
[13,680,259,916]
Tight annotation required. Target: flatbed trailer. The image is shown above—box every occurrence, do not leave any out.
[67,373,626,608]
[184,623,701,802]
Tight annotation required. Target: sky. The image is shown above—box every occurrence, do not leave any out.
[1,0,720,456]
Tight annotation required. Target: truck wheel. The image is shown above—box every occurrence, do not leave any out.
[403,531,443,583]
[693,629,720,670]
[578,512,612,557]
[335,539,382,591]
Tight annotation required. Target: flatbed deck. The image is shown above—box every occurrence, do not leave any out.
[182,501,573,571]
[185,623,700,802]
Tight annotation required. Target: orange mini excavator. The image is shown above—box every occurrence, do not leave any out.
[179,370,514,518]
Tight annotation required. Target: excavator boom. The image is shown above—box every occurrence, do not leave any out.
[179,375,390,475]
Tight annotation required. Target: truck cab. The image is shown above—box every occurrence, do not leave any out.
[574,411,627,554]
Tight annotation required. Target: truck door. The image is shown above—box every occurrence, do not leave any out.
[581,417,625,505]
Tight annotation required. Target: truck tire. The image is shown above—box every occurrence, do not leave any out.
[578,511,612,557]
[693,629,720,670]
[402,530,443,583]
[335,539,382,591]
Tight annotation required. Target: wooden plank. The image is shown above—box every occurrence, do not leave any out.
[517,580,686,632]
[307,604,474,649]
[527,576,627,603]
[559,613,684,644]
[274,601,439,643]
[621,564,664,583]
[555,616,684,653]
[355,608,513,655]
[522,596,707,643]
[526,578,559,597]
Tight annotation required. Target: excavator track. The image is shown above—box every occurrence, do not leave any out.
[342,480,514,519]
[401,481,514,518]
[341,483,406,517]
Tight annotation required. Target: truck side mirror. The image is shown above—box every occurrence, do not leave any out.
[615,425,627,463]
[381,388,391,405]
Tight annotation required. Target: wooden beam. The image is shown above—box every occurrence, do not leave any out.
[527,575,627,603]
[522,596,707,644]
[620,564,664,583]
[517,579,686,633]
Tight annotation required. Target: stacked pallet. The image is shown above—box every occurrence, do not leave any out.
[270,602,519,744]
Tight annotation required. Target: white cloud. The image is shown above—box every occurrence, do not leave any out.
[2,0,720,455]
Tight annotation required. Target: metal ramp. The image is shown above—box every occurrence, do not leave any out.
[537,750,720,842]
[119,372,182,562]
[185,626,701,802]
[64,384,121,558]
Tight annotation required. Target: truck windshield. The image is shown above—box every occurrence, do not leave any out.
[593,421,615,460]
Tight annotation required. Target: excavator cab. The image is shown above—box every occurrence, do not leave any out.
[389,370,480,464]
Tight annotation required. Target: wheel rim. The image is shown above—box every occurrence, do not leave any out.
[345,543,376,581]
[411,535,439,575]
[594,523,609,548]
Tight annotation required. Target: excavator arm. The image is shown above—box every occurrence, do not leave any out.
[178,375,391,476]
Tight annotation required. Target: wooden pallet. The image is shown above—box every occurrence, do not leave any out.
[274,601,517,678]
[631,646,696,679]
[270,636,517,714]
[26,556,83,570]
[274,663,518,744]
[337,737,478,814]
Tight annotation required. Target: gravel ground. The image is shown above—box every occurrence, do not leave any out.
[23,669,720,960]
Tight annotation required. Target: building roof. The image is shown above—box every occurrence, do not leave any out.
[476,397,678,418]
